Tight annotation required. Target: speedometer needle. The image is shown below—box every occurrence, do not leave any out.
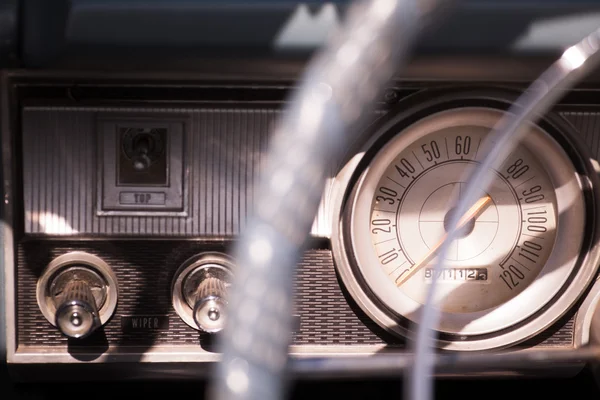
[395,195,492,287]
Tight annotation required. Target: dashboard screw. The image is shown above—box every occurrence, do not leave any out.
[384,89,399,104]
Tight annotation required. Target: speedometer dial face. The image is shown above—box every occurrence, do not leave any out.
[339,107,592,344]
[372,125,557,314]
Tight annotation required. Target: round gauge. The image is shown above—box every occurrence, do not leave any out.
[333,98,600,351]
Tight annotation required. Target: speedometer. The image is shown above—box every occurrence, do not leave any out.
[332,95,600,351]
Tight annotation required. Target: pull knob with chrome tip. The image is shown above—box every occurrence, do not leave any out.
[37,253,118,340]
[172,252,235,332]
[193,277,228,333]
[54,280,101,339]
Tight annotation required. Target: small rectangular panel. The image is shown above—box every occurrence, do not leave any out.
[118,192,167,206]
[98,116,187,216]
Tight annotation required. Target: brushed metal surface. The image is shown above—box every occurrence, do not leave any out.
[560,111,600,157]
[21,107,333,237]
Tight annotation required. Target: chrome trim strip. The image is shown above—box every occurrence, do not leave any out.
[10,345,392,364]
[2,70,16,364]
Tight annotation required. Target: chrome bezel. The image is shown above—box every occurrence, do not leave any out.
[36,252,119,327]
[332,99,600,351]
[171,252,234,331]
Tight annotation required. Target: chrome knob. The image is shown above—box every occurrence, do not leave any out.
[172,253,234,332]
[55,280,100,339]
[193,276,228,333]
[37,252,119,339]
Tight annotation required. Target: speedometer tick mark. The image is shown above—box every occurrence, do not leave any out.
[389,262,408,276]
[474,138,482,159]
[510,256,531,271]
[375,238,396,245]
[524,205,545,211]
[515,176,536,188]
[386,176,405,188]
[412,151,425,169]
[444,137,450,159]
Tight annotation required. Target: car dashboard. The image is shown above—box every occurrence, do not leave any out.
[5,0,600,398]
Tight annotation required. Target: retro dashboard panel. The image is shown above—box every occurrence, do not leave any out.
[5,77,600,380]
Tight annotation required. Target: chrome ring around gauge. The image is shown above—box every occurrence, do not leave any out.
[332,96,600,351]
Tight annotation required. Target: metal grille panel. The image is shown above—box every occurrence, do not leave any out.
[17,241,572,349]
